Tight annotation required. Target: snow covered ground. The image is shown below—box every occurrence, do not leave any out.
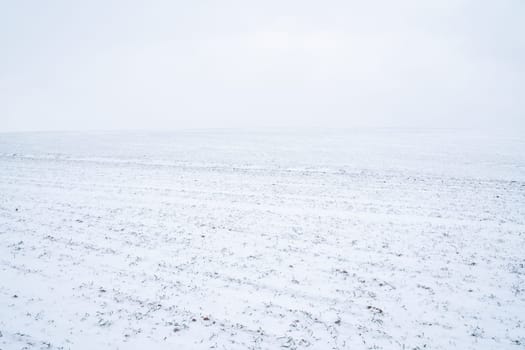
[0,129,524,349]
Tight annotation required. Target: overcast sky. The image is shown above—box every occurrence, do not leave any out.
[1,0,524,132]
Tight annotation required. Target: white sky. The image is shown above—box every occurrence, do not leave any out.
[1,0,524,132]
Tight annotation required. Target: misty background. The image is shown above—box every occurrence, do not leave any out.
[1,0,524,132]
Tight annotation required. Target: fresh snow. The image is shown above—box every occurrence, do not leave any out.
[0,129,524,349]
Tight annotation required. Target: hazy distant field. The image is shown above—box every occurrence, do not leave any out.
[1,130,524,349]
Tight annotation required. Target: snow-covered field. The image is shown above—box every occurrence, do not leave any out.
[1,129,524,350]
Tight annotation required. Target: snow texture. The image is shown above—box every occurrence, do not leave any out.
[1,129,524,349]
